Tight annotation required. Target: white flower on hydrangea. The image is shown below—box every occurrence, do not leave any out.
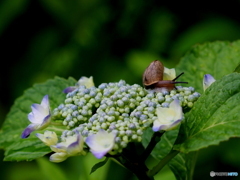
[152,99,183,132]
[77,76,95,88]
[50,131,85,163]
[21,95,51,138]
[63,76,95,93]
[36,130,58,146]
[85,129,116,159]
[203,74,216,91]
[163,67,176,80]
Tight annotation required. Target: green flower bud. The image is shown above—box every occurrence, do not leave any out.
[120,135,127,141]
[132,134,138,140]
[65,98,72,104]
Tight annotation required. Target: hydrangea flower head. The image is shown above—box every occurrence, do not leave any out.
[152,99,183,131]
[203,74,216,91]
[63,76,95,93]
[36,130,58,146]
[50,131,85,163]
[21,95,51,138]
[85,130,116,159]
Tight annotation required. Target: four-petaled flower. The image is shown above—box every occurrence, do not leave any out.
[21,95,51,138]
[63,76,95,93]
[152,99,183,132]
[36,130,58,146]
[203,74,216,91]
[85,130,116,159]
[50,131,86,163]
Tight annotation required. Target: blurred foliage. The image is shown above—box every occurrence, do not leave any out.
[1,0,240,179]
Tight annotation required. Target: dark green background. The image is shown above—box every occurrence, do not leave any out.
[1,0,240,179]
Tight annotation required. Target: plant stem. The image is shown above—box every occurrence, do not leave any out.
[110,143,154,180]
[186,151,198,180]
[50,121,64,126]
[141,131,165,162]
[47,125,66,132]
[147,149,179,177]
[133,169,155,180]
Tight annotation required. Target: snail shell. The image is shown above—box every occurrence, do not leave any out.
[142,60,163,86]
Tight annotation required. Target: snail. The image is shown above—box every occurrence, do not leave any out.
[143,60,188,92]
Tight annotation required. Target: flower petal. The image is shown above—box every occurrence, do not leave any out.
[40,95,50,109]
[33,103,49,116]
[50,152,68,163]
[27,112,35,123]
[50,131,85,159]
[91,150,109,159]
[40,114,51,129]
[163,67,176,80]
[152,120,161,131]
[30,104,48,123]
[22,95,51,138]
[169,99,183,120]
[36,131,58,146]
[50,144,66,153]
[86,130,115,159]
[157,119,182,131]
[63,86,77,93]
[153,99,183,132]
[63,76,94,93]
[203,74,216,91]
[67,134,84,155]
[21,124,39,138]
[77,76,95,88]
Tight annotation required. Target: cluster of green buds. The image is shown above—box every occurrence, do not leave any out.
[21,62,205,163]
[53,79,200,154]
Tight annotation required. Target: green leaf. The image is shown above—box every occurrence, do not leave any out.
[234,63,240,73]
[90,157,109,174]
[142,127,187,180]
[143,40,240,180]
[37,157,68,180]
[0,0,28,34]
[167,151,198,180]
[0,76,76,161]
[170,17,240,61]
[142,127,178,161]
[174,72,240,153]
[167,152,186,180]
[175,40,240,93]
[165,40,240,180]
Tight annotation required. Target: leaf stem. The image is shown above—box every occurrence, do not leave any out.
[186,151,198,180]
[141,131,165,162]
[50,121,64,126]
[108,145,154,180]
[147,149,179,177]
[47,125,66,132]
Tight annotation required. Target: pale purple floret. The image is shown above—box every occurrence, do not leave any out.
[85,130,116,159]
[36,130,58,146]
[21,95,51,138]
[49,131,85,163]
[152,99,183,132]
[152,119,182,132]
[63,76,94,93]
[203,74,216,91]
[63,86,77,93]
